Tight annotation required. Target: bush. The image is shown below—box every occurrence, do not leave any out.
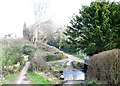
[71,61,87,73]
[43,52,66,62]
[48,62,62,71]
[87,49,120,84]
[2,45,24,75]
[22,44,36,60]
[30,54,48,72]
[72,61,84,69]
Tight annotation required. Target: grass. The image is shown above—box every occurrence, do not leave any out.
[0,38,21,41]
[0,73,17,85]
[28,71,56,84]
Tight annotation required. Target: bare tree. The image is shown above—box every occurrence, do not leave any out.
[24,1,62,43]
[33,0,49,21]
[31,0,50,43]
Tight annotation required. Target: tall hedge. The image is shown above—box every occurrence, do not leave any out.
[87,49,120,84]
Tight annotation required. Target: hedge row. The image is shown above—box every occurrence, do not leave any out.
[87,49,120,84]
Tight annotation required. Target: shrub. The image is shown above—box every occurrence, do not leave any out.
[48,62,62,71]
[87,49,120,84]
[30,54,48,72]
[22,44,36,60]
[72,61,84,69]
[43,52,66,62]
[2,45,24,75]
[1,39,30,77]
[71,61,87,73]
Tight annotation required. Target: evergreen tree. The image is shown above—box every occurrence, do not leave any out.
[64,1,120,55]
[23,23,31,41]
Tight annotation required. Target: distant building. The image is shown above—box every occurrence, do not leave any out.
[4,34,17,39]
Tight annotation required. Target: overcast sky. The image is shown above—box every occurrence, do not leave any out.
[0,0,119,37]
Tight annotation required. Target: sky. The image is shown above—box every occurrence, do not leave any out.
[0,0,119,38]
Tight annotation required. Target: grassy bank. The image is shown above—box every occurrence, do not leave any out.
[28,71,56,84]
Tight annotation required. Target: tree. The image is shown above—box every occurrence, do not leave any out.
[23,23,31,41]
[32,0,49,22]
[23,0,51,42]
[32,0,50,43]
[27,20,58,43]
[64,1,120,55]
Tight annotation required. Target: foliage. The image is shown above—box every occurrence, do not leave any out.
[64,1,120,55]
[43,52,66,62]
[22,44,36,60]
[30,54,48,72]
[72,61,85,69]
[71,53,84,59]
[86,79,98,85]
[2,45,24,75]
[23,20,60,43]
[28,71,56,84]
[48,62,62,71]
[1,39,29,76]
[23,23,32,41]
[36,48,47,55]
[87,49,120,84]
